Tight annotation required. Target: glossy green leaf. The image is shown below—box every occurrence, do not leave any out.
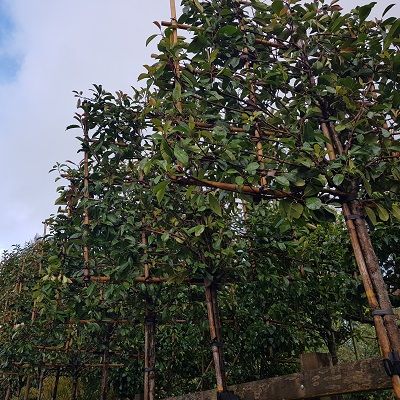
[174,145,189,166]
[392,204,400,220]
[146,34,158,47]
[365,206,377,225]
[376,204,389,221]
[208,193,222,216]
[306,197,322,210]
[333,174,345,186]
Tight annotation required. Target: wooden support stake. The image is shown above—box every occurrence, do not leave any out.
[82,113,91,282]
[71,373,78,400]
[143,232,156,400]
[100,348,109,400]
[23,376,32,400]
[5,384,12,400]
[37,368,45,400]
[204,280,227,394]
[169,0,178,46]
[52,369,60,400]
[144,312,156,400]
[350,201,400,353]
[100,326,111,400]
[321,119,400,399]
[169,0,183,117]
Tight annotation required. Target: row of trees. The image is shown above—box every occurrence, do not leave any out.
[4,205,396,398]
[1,0,399,398]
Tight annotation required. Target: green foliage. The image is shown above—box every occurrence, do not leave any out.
[1,0,400,398]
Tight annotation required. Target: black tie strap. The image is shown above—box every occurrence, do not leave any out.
[384,352,400,377]
[372,309,395,317]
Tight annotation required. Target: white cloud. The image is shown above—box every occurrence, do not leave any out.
[0,0,398,250]
[0,0,170,249]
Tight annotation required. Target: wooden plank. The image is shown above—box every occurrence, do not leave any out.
[163,358,391,400]
[300,353,339,400]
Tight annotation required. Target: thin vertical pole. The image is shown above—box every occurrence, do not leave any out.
[71,373,78,400]
[31,223,46,322]
[37,368,45,400]
[52,369,60,400]
[82,113,91,282]
[169,0,178,47]
[5,384,12,400]
[143,232,156,400]
[100,326,111,400]
[169,0,183,116]
[144,312,156,400]
[66,181,76,218]
[237,0,266,187]
[23,376,32,400]
[349,321,359,360]
[100,349,109,400]
[204,280,227,394]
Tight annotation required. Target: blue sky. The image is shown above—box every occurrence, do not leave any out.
[0,3,20,82]
[0,0,399,253]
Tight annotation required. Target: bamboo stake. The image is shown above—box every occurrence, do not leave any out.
[37,368,45,400]
[100,325,111,400]
[169,0,183,116]
[18,258,25,294]
[66,181,77,218]
[71,372,78,400]
[31,224,47,322]
[144,312,156,400]
[349,321,359,360]
[349,202,400,352]
[82,113,91,282]
[5,384,12,400]
[100,347,109,400]
[327,121,400,357]
[143,232,156,400]
[23,376,32,400]
[51,369,60,400]
[204,280,227,394]
[18,376,23,397]
[321,122,336,161]
[322,121,400,398]
[238,3,267,188]
[169,0,178,46]
[172,175,287,197]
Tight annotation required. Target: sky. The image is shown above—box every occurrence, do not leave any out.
[0,0,399,252]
